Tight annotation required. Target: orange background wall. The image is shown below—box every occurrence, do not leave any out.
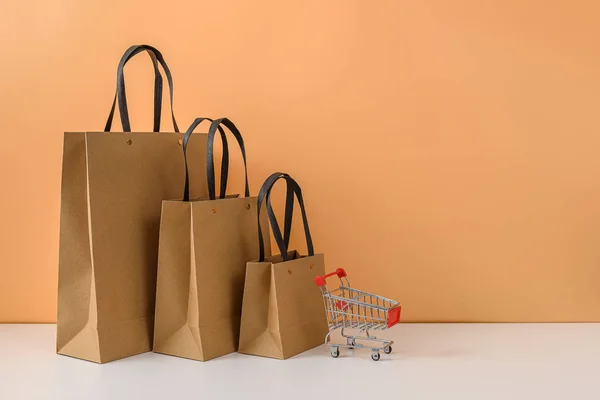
[2,0,600,323]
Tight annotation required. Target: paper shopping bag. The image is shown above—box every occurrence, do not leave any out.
[153,117,271,361]
[56,45,210,363]
[238,173,328,359]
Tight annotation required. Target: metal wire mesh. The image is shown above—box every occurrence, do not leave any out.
[323,285,399,331]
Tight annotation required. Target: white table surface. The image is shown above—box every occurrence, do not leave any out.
[1,323,599,399]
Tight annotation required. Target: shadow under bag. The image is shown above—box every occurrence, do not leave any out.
[56,45,212,363]
[239,173,328,359]
[153,118,271,361]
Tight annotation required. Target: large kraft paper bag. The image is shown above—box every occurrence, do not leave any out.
[56,45,210,363]
[153,118,271,361]
[239,173,328,359]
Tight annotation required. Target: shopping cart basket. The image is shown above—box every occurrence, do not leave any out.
[314,268,401,361]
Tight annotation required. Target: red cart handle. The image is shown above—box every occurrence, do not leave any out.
[314,268,347,287]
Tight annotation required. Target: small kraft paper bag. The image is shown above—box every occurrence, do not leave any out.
[153,117,270,361]
[57,45,211,363]
[239,173,328,359]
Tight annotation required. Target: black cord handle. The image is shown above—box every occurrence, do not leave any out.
[257,173,314,262]
[206,118,250,200]
[182,118,230,202]
[104,45,179,132]
[104,46,162,132]
[118,45,178,132]
[266,176,313,260]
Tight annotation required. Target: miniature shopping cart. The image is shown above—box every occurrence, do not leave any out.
[314,268,401,361]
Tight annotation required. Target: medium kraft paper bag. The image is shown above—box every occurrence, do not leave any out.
[239,173,328,359]
[56,45,211,363]
[153,117,271,361]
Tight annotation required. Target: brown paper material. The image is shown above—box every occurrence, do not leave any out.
[238,250,328,359]
[152,197,270,361]
[56,131,207,363]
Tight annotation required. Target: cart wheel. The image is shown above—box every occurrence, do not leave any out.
[347,338,355,347]
[384,346,392,354]
[371,352,380,361]
[331,347,340,358]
